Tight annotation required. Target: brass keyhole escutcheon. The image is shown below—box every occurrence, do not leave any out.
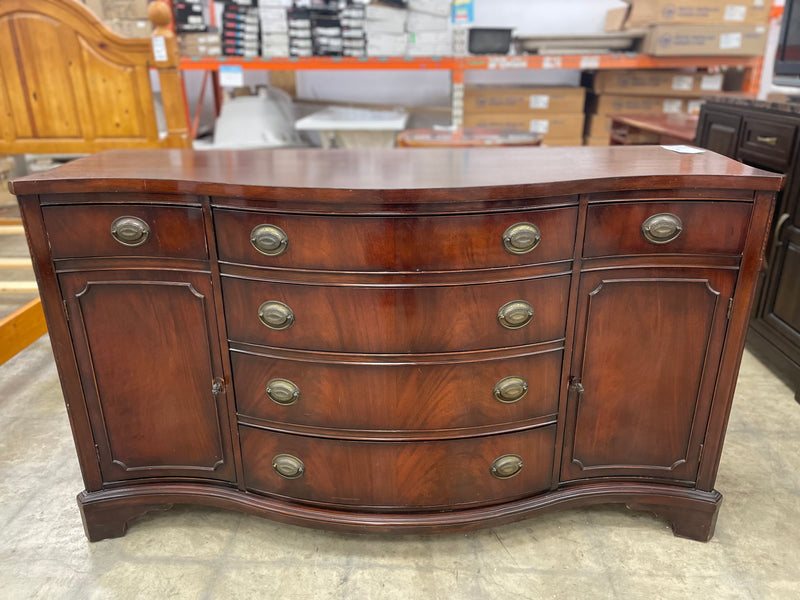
[497,300,534,330]
[641,213,683,245]
[258,301,294,330]
[266,378,300,406]
[250,224,289,256]
[493,376,529,404]
[490,454,524,479]
[503,222,541,255]
[272,454,305,479]
[110,216,150,247]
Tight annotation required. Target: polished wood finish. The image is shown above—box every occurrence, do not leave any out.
[240,425,556,509]
[0,0,189,154]
[214,206,577,271]
[11,146,781,542]
[696,99,800,401]
[232,346,562,433]
[609,114,699,146]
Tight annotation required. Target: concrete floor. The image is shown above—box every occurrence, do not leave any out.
[0,336,798,599]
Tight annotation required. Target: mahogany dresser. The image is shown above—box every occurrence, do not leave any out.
[10,146,782,542]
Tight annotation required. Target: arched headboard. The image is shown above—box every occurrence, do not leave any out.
[0,0,190,153]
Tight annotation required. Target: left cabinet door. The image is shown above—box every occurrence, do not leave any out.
[60,269,236,484]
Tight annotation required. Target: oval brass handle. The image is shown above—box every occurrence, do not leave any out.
[272,454,305,479]
[493,376,528,404]
[773,212,791,248]
[503,222,541,255]
[251,224,288,256]
[497,300,534,330]
[266,378,300,406]
[756,135,778,146]
[110,216,150,247]
[490,454,524,479]
[258,301,294,330]
[641,213,683,245]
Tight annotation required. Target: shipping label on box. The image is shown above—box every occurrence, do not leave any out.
[625,1,769,28]
[589,69,724,96]
[643,24,767,56]
[464,87,586,115]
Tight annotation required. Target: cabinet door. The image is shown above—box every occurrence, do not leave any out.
[60,270,236,484]
[757,223,800,368]
[561,269,736,483]
[695,109,741,158]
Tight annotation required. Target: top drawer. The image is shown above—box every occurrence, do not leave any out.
[42,204,208,261]
[583,201,751,258]
[213,206,577,272]
[738,116,797,171]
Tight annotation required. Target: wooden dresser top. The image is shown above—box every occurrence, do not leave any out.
[10,146,783,200]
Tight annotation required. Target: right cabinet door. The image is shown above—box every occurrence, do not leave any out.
[561,268,736,483]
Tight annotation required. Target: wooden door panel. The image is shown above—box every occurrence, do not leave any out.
[761,226,800,363]
[60,270,235,483]
[696,110,740,158]
[562,269,736,482]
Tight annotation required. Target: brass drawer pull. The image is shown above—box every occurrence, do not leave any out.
[641,213,683,244]
[258,301,295,330]
[266,378,300,406]
[273,454,305,479]
[250,224,288,256]
[493,376,528,403]
[497,300,534,329]
[756,135,778,146]
[503,222,541,255]
[490,454,524,479]
[110,216,150,247]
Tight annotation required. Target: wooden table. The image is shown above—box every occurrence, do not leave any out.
[609,114,699,146]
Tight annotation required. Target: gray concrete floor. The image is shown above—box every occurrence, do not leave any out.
[0,336,798,599]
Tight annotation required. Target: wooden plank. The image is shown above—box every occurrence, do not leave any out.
[0,281,38,292]
[0,225,25,234]
[0,257,32,268]
[0,296,47,365]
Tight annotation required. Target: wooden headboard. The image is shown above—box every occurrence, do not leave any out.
[0,0,190,153]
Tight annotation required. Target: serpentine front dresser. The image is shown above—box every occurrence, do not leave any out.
[10,146,782,542]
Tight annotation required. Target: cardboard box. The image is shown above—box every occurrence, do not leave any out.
[107,18,151,38]
[625,1,769,28]
[585,114,613,139]
[605,6,631,32]
[643,24,767,56]
[462,113,585,141]
[84,0,151,20]
[584,136,612,146]
[588,94,697,116]
[464,87,586,115]
[586,69,724,97]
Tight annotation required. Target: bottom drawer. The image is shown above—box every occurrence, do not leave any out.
[240,425,556,510]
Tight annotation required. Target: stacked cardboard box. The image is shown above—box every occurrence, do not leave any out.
[462,86,586,146]
[608,1,769,57]
[84,0,151,38]
[174,1,209,33]
[259,1,290,57]
[406,0,452,56]
[366,3,408,56]
[582,69,723,145]
[221,0,260,57]
[341,3,367,57]
[178,31,223,57]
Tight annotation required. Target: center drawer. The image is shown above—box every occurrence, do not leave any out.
[213,206,577,271]
[240,424,556,509]
[232,347,562,432]
[221,274,570,353]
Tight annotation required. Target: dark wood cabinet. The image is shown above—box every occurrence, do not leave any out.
[10,146,781,543]
[562,268,736,483]
[59,269,236,484]
[696,98,800,401]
